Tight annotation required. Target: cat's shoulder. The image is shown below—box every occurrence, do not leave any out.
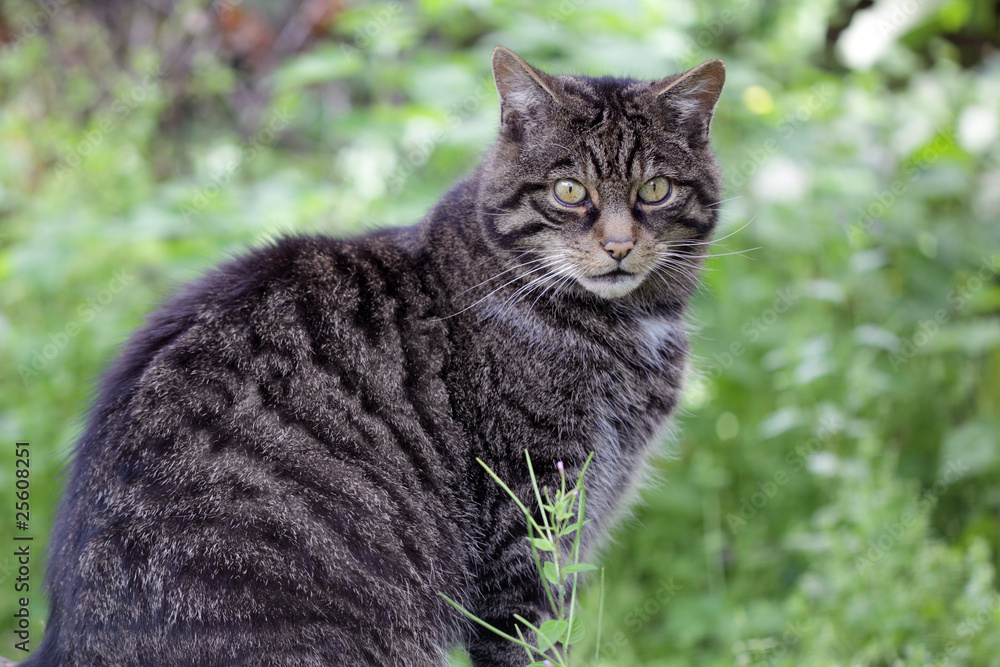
[94,235,356,412]
[163,231,411,319]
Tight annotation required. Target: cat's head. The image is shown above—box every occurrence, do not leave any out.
[479,46,725,301]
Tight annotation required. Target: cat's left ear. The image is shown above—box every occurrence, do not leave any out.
[648,59,726,144]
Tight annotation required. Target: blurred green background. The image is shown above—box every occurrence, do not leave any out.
[1,0,999,664]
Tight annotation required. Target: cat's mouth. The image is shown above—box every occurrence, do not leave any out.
[593,269,633,279]
[577,268,644,298]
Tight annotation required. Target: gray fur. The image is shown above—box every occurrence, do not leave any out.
[26,48,724,666]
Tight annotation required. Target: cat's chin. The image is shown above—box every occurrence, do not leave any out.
[576,271,645,299]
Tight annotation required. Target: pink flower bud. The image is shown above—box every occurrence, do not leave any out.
[556,461,564,474]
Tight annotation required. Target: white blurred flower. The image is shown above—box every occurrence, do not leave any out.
[751,156,810,203]
[958,105,999,154]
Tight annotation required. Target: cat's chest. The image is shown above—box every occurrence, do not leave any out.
[531,313,685,508]
[483,310,685,429]
[565,313,683,397]
[455,308,688,547]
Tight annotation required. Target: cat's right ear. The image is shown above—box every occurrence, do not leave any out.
[491,46,560,140]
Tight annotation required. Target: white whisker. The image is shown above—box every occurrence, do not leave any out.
[672,215,757,248]
[435,258,562,320]
[534,266,582,309]
[486,270,558,322]
[453,255,557,299]
[704,195,743,209]
[478,253,578,322]
[697,247,761,260]
[651,259,701,285]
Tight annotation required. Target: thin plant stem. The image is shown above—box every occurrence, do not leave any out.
[595,567,605,663]
[564,454,594,661]
[528,520,560,614]
[440,594,548,660]
[526,451,563,616]
[513,614,567,665]
[452,452,602,667]
[476,457,545,535]
[515,626,533,663]
[565,484,586,659]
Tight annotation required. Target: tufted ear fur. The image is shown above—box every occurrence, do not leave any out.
[491,46,561,141]
[648,59,725,144]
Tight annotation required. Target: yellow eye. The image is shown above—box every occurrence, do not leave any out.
[553,179,587,206]
[637,176,672,204]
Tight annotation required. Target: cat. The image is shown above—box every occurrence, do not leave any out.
[24,46,725,666]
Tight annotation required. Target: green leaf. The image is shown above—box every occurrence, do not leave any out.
[543,560,560,586]
[555,498,577,522]
[529,537,555,552]
[538,618,569,651]
[564,562,598,574]
[558,520,584,537]
[567,615,586,644]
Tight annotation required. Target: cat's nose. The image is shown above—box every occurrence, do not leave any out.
[603,238,634,260]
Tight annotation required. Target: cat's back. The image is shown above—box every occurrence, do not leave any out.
[33,231,469,666]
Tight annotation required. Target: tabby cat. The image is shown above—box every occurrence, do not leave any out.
[26,47,725,666]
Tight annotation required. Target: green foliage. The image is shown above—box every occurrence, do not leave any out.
[442,452,602,666]
[2,0,999,663]
[773,451,1000,665]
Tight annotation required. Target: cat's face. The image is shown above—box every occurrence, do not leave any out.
[480,47,725,301]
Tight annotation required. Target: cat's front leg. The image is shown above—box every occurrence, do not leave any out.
[466,590,547,667]
[464,496,555,667]
[468,626,538,667]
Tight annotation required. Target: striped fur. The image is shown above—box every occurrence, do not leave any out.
[26,48,724,666]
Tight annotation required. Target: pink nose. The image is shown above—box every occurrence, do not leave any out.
[603,239,634,260]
